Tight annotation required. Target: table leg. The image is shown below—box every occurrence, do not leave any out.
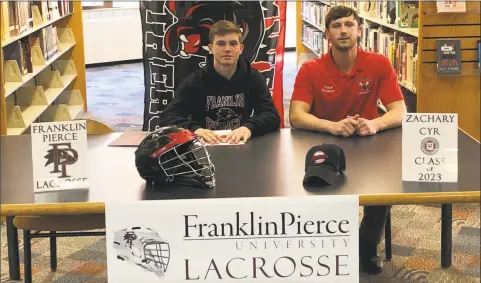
[24,230,32,283]
[384,212,392,261]
[441,204,452,268]
[50,231,57,271]
[6,216,20,280]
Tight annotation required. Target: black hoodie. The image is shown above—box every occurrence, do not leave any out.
[158,55,281,137]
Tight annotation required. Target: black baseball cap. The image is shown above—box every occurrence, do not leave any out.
[303,144,346,185]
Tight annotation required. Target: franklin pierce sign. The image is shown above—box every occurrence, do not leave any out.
[31,120,89,193]
[105,196,359,282]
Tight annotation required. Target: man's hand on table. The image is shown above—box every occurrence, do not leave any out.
[328,115,360,137]
[194,128,223,144]
[223,126,251,144]
[194,127,251,144]
[346,115,378,136]
[356,118,378,136]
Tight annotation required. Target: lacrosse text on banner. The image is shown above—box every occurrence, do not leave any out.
[31,120,89,193]
[105,196,360,283]
[402,113,458,183]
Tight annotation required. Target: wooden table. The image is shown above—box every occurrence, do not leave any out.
[1,128,480,279]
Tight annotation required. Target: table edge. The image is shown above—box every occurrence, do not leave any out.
[1,191,479,216]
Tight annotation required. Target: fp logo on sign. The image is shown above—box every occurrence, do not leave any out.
[44,143,78,178]
[123,232,137,245]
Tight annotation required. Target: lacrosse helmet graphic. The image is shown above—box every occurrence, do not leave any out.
[135,126,215,188]
[113,226,170,278]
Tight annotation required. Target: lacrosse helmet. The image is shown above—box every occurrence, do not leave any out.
[135,126,215,188]
[113,226,170,278]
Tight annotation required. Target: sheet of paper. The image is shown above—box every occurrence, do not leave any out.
[108,130,245,147]
[109,131,150,147]
[204,141,245,146]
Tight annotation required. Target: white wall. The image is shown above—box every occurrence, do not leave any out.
[285,1,297,49]
[83,8,143,65]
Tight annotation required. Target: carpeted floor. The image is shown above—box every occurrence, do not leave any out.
[1,52,479,282]
[1,204,480,282]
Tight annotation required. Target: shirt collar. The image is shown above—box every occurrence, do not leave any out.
[326,47,365,78]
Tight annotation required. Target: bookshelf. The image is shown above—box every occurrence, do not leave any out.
[296,1,480,141]
[1,1,87,136]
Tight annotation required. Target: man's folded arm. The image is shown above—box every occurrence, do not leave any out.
[289,64,333,133]
[242,72,281,136]
[289,100,332,133]
[373,100,406,132]
[158,79,202,132]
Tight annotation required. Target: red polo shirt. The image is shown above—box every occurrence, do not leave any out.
[291,48,404,121]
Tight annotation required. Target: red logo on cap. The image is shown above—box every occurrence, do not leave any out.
[311,151,328,164]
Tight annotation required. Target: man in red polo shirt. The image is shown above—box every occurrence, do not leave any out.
[290,6,407,275]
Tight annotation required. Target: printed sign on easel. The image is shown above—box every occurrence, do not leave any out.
[31,120,89,193]
[402,113,458,183]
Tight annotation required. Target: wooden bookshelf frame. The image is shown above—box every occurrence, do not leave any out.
[417,1,480,142]
[296,1,480,141]
[1,37,6,135]
[1,1,87,136]
[1,3,7,135]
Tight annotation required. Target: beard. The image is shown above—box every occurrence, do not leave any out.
[331,38,356,52]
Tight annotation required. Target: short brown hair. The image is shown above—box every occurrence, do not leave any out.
[325,5,361,30]
[209,20,242,44]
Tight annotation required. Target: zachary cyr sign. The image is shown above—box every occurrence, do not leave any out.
[105,196,359,283]
[402,113,458,183]
[31,120,89,193]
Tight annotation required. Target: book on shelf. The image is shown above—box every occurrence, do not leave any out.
[5,2,32,37]
[2,25,61,83]
[375,1,389,23]
[361,1,377,17]
[436,1,467,13]
[301,1,332,56]
[1,1,73,42]
[401,37,417,89]
[3,41,27,76]
[302,1,330,30]
[478,40,481,73]
[302,24,330,56]
[396,1,418,28]
[321,1,420,30]
[1,1,80,136]
[436,40,462,75]
[32,1,50,21]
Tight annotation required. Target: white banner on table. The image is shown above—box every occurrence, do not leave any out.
[105,196,359,283]
[31,120,89,193]
[402,113,458,183]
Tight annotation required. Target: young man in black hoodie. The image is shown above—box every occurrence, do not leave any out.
[158,20,280,144]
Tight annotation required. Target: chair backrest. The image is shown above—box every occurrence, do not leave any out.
[86,119,113,134]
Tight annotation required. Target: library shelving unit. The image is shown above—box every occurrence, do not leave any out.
[296,1,480,141]
[1,1,87,136]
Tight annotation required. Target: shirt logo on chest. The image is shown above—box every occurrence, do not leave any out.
[357,77,373,96]
[321,85,336,94]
